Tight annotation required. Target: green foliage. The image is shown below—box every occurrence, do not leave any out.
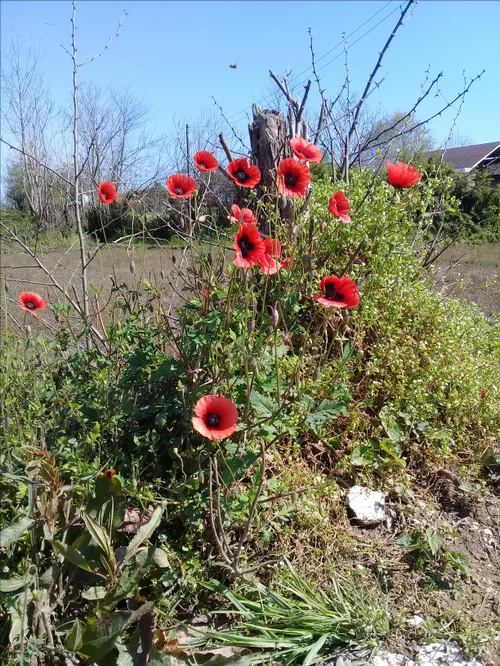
[85,201,183,242]
[198,560,389,664]
[1,163,499,664]
[414,157,500,243]
[396,525,468,584]
[0,451,173,664]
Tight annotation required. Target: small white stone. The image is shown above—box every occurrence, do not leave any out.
[408,614,425,627]
[346,485,386,525]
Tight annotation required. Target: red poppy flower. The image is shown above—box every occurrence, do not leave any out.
[166,174,197,198]
[258,238,282,275]
[277,158,311,198]
[290,137,323,164]
[98,181,117,205]
[386,161,423,189]
[19,291,46,315]
[228,204,257,225]
[233,223,266,268]
[329,191,352,223]
[227,158,261,189]
[314,276,360,309]
[194,151,219,172]
[192,395,238,441]
[281,257,295,269]
[103,469,116,478]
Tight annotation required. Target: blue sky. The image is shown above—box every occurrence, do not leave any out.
[1,0,500,149]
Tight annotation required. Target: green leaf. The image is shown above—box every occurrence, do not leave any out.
[153,548,171,569]
[52,541,99,574]
[379,406,404,443]
[350,442,376,467]
[81,611,130,660]
[0,517,35,548]
[303,634,328,666]
[250,391,278,418]
[483,452,500,471]
[395,531,422,550]
[379,438,405,467]
[425,528,444,556]
[0,576,31,592]
[306,399,346,434]
[123,503,165,564]
[82,586,107,601]
[102,549,155,611]
[66,618,83,651]
[82,513,115,568]
[81,602,154,661]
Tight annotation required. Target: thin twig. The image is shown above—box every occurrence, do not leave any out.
[78,11,128,67]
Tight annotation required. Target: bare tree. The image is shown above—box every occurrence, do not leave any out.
[0,37,64,229]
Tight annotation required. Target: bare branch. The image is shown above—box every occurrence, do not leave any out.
[212,96,249,151]
[366,69,485,153]
[0,138,73,187]
[296,80,311,125]
[352,71,443,162]
[218,133,234,163]
[342,0,416,171]
[78,10,128,67]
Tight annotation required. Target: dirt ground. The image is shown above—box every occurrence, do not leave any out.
[433,243,500,317]
[1,243,499,335]
[0,244,193,334]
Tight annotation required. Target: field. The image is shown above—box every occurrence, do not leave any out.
[434,243,500,317]
[2,242,499,329]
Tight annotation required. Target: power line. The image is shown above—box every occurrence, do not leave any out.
[226,0,397,123]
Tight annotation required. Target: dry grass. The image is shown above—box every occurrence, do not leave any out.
[1,244,194,334]
[2,242,499,334]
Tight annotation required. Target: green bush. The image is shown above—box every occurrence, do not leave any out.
[1,166,499,664]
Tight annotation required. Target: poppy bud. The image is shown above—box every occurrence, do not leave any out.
[172,255,176,265]
[25,324,32,336]
[198,215,207,223]
[129,260,136,275]
[247,319,255,333]
[161,270,166,279]
[313,367,320,382]
[271,303,279,328]
[173,447,178,455]
[302,255,312,271]
[320,223,325,234]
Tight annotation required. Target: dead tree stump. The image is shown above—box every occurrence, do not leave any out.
[248,105,294,231]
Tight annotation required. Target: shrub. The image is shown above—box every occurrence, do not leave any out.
[2,158,499,664]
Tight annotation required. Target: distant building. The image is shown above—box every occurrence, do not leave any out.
[427,141,500,186]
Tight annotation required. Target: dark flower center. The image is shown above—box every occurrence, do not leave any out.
[285,173,298,187]
[235,169,249,183]
[207,413,220,427]
[26,301,36,309]
[324,283,344,301]
[238,235,254,258]
[175,187,184,195]
[199,162,206,168]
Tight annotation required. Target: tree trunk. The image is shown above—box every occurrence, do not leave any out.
[248,105,294,231]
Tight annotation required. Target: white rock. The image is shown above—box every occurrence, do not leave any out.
[372,652,416,666]
[347,485,386,525]
[415,642,481,665]
[408,614,425,627]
